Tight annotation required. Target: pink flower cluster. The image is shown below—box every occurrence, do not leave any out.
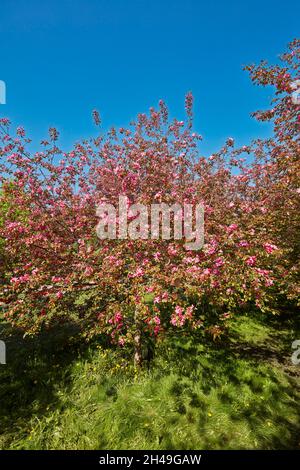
[246,256,257,267]
[170,305,194,327]
[263,243,278,254]
[108,311,123,328]
[10,274,30,285]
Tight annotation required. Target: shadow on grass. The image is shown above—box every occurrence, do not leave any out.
[0,320,91,447]
[154,315,300,449]
[1,311,299,450]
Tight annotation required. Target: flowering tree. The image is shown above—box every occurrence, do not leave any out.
[243,38,300,306]
[0,41,299,365]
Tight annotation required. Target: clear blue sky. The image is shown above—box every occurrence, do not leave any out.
[0,0,299,155]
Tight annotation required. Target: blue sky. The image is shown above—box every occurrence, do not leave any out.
[0,0,299,155]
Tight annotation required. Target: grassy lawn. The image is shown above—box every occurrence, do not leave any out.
[0,312,299,450]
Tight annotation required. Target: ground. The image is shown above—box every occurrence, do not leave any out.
[0,311,299,450]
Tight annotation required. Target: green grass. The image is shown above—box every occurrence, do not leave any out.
[0,312,299,449]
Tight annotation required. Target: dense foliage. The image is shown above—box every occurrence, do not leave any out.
[0,41,299,363]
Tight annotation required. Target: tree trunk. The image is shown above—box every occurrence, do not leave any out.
[134,306,143,367]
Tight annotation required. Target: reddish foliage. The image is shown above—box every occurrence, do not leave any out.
[0,42,299,352]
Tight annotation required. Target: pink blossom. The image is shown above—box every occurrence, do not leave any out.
[146,286,154,293]
[167,246,178,256]
[183,256,199,264]
[114,312,123,324]
[154,326,160,336]
[212,280,220,288]
[263,243,278,254]
[185,305,194,318]
[205,240,218,255]
[84,266,94,276]
[221,312,231,320]
[227,224,238,233]
[246,256,257,267]
[239,240,250,248]
[129,267,144,278]
[10,274,30,285]
[109,311,123,326]
[256,268,269,277]
[175,305,184,316]
[203,268,212,276]
[214,257,224,268]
